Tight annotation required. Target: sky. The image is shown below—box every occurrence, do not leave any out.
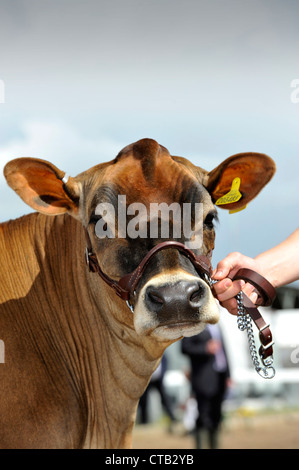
[0,0,298,270]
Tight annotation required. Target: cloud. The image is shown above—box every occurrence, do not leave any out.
[0,120,125,182]
[0,120,126,220]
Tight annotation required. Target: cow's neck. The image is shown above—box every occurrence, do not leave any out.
[27,213,170,448]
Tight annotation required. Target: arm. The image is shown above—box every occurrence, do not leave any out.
[212,228,299,314]
[255,228,299,288]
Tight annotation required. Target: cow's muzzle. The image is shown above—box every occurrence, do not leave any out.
[145,280,206,322]
[133,271,219,339]
[84,229,213,312]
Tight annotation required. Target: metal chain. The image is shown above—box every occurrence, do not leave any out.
[236,291,275,379]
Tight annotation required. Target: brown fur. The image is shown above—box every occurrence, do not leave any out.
[0,139,275,448]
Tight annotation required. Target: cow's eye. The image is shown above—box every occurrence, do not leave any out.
[204,212,216,229]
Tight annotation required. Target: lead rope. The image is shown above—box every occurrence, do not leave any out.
[210,278,276,380]
[236,290,275,379]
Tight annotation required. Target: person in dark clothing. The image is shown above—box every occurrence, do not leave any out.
[181,324,231,449]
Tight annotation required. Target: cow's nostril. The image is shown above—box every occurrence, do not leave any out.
[188,284,205,305]
[189,290,201,303]
[148,291,164,305]
[146,288,166,313]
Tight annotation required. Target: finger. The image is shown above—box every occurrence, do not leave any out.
[242,282,254,295]
[213,278,244,303]
[212,252,244,280]
[249,292,259,304]
[213,278,244,295]
[219,298,238,316]
[242,284,261,305]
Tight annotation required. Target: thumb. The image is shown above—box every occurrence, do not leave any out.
[212,252,244,280]
[212,260,236,280]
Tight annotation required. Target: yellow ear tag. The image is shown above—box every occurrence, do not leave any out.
[229,205,247,214]
[215,177,242,206]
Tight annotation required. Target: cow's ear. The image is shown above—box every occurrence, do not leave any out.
[4,158,80,215]
[205,152,276,211]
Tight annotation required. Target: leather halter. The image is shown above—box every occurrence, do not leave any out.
[84,228,212,302]
[84,228,276,360]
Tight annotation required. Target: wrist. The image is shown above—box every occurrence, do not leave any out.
[254,254,279,288]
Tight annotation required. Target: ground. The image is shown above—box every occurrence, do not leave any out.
[132,410,299,449]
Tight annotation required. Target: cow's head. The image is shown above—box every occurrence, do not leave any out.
[4,138,275,341]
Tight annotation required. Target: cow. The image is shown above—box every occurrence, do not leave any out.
[0,138,275,448]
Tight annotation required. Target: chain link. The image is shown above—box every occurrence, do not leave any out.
[236,291,275,379]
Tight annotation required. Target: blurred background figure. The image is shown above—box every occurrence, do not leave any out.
[181,324,231,449]
[138,355,177,430]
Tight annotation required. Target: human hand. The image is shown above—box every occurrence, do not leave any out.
[211,252,263,315]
